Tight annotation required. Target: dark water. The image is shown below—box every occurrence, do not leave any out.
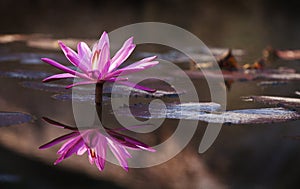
[0,0,300,189]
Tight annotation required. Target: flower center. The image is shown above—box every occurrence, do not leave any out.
[92,50,101,70]
[90,148,96,158]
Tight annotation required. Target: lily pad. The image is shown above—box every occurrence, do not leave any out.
[115,103,300,124]
[0,70,51,79]
[243,96,300,111]
[0,112,33,127]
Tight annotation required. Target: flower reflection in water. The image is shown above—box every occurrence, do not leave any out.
[39,117,155,171]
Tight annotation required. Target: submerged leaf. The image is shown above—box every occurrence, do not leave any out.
[0,112,33,127]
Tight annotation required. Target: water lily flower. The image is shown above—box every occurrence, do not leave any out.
[41,32,159,91]
[39,117,155,171]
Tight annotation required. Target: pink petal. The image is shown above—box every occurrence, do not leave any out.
[43,73,78,82]
[41,58,91,80]
[97,32,110,51]
[95,136,107,171]
[105,56,158,78]
[76,145,87,155]
[77,42,92,71]
[65,80,97,89]
[39,132,80,149]
[42,117,77,130]
[107,130,155,152]
[63,138,85,159]
[77,42,91,60]
[109,37,135,72]
[58,41,80,67]
[107,139,129,171]
[54,137,83,164]
[97,43,110,74]
[124,56,158,70]
[57,137,81,155]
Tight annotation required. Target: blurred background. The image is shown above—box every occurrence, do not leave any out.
[0,0,300,188]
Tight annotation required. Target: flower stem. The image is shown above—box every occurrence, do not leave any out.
[95,82,103,122]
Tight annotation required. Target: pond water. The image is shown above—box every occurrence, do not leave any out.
[0,0,300,189]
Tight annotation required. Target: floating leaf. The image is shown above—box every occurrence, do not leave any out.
[115,103,299,124]
[243,96,300,111]
[0,70,51,79]
[0,112,33,127]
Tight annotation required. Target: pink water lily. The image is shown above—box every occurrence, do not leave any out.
[42,32,159,91]
[39,117,155,171]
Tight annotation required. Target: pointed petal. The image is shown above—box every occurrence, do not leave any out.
[76,145,87,155]
[58,41,80,67]
[95,136,107,171]
[42,117,77,130]
[106,56,158,78]
[54,132,87,165]
[41,58,91,80]
[124,56,158,70]
[77,42,91,60]
[97,32,110,50]
[63,138,85,159]
[43,73,78,82]
[77,42,92,72]
[65,80,97,89]
[39,132,80,149]
[109,37,135,72]
[97,43,110,74]
[107,139,129,171]
[57,137,80,154]
[107,130,155,152]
